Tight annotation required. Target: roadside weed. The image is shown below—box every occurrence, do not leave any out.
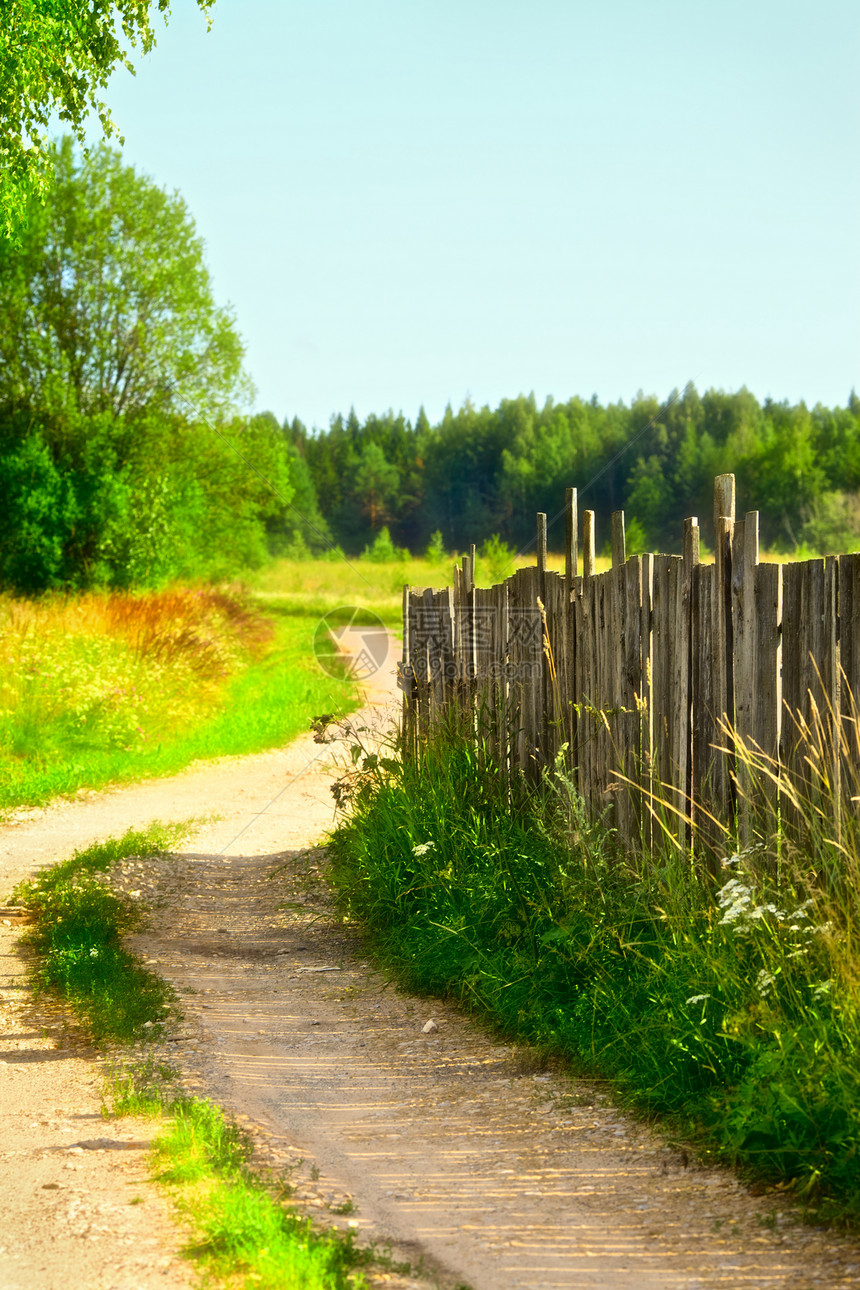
[13,823,191,1043]
[328,711,860,1223]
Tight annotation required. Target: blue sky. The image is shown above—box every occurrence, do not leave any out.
[96,0,858,429]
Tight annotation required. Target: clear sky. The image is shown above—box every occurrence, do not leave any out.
[93,0,858,430]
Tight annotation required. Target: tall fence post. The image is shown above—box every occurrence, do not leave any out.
[565,488,578,600]
[537,512,547,603]
[839,554,860,809]
[733,511,759,843]
[711,475,736,850]
[400,583,415,754]
[611,511,626,569]
[578,510,596,811]
[583,511,595,579]
[537,512,549,764]
[564,487,579,770]
[677,516,699,852]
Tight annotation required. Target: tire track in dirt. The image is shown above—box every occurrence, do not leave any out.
[125,842,860,1290]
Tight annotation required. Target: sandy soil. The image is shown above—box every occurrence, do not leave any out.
[3,631,860,1289]
[0,922,195,1290]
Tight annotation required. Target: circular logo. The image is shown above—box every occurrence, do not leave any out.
[313,607,390,681]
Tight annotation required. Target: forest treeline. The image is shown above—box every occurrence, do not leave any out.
[289,384,860,559]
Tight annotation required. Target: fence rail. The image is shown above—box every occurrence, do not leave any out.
[399,474,860,860]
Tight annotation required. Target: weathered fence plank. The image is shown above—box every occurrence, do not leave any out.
[712,513,735,827]
[583,510,596,578]
[575,561,596,812]
[839,554,860,800]
[611,511,626,569]
[565,488,578,598]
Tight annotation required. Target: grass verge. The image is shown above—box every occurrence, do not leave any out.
[13,828,385,1289]
[104,1061,374,1290]
[328,716,860,1226]
[0,587,359,811]
[12,823,191,1043]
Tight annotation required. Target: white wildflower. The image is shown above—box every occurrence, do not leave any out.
[717,879,786,932]
[717,879,753,925]
[756,969,777,997]
[412,842,435,857]
[716,877,750,907]
[748,902,784,921]
[686,994,712,1006]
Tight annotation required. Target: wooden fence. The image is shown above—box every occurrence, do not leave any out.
[399,474,860,861]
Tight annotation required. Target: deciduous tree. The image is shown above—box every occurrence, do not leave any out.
[0,139,301,592]
[0,136,245,429]
[0,0,213,237]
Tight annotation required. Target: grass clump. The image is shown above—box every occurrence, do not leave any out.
[328,716,860,1223]
[102,1060,372,1289]
[154,1099,370,1289]
[13,823,189,1043]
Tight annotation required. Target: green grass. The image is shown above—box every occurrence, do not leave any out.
[252,554,452,626]
[328,716,860,1225]
[0,588,359,811]
[13,823,191,1043]
[250,549,800,630]
[251,552,584,625]
[144,1093,372,1290]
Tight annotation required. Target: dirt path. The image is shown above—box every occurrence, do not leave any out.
[3,631,860,1288]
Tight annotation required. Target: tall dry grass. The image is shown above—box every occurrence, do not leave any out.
[0,587,356,811]
[0,588,272,766]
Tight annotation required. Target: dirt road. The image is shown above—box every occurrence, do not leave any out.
[3,631,860,1288]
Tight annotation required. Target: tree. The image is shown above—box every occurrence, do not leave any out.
[0,136,245,428]
[0,0,213,238]
[0,138,296,592]
[353,442,400,531]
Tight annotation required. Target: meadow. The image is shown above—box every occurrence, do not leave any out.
[252,544,805,627]
[251,548,599,625]
[0,583,360,812]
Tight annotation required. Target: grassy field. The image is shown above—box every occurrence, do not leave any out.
[253,554,460,625]
[0,587,359,812]
[252,551,583,624]
[252,543,802,628]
